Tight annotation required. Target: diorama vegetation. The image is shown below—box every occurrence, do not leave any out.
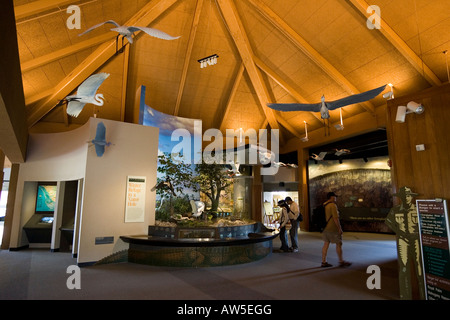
[155,153,251,227]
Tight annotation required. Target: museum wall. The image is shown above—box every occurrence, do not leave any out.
[9,122,90,249]
[308,156,393,233]
[9,118,160,265]
[77,118,159,264]
[386,83,450,201]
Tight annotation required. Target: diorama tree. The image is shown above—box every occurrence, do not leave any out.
[193,161,233,213]
[155,152,194,219]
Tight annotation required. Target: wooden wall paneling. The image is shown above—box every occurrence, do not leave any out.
[387,84,450,201]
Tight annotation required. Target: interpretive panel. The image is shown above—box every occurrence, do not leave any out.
[125,176,146,223]
[417,199,450,300]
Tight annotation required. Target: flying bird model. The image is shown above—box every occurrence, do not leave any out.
[79,20,180,52]
[267,84,387,119]
[151,178,176,197]
[311,152,327,161]
[65,73,109,117]
[90,122,112,157]
[335,149,350,156]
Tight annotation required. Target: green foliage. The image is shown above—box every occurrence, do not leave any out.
[193,161,232,212]
[156,153,194,197]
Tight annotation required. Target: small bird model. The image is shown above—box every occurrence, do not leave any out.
[311,152,327,161]
[335,148,350,156]
[225,162,241,177]
[151,178,176,197]
[190,200,205,218]
[65,73,109,117]
[79,20,180,52]
[90,122,112,157]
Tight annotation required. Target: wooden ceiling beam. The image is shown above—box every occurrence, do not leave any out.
[27,0,178,128]
[21,33,115,73]
[248,0,376,114]
[253,55,323,124]
[174,0,204,116]
[348,0,442,87]
[216,0,280,132]
[14,0,74,20]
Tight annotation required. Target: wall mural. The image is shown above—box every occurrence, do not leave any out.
[138,85,237,221]
[308,157,393,233]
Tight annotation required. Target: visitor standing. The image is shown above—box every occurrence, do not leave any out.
[285,197,300,252]
[321,192,351,267]
[277,200,290,252]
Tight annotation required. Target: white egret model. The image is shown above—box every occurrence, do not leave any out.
[79,20,180,51]
[65,73,110,118]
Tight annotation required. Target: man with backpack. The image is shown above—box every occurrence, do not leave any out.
[321,192,351,268]
[285,197,300,252]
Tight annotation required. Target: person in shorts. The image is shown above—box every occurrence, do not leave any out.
[321,192,351,267]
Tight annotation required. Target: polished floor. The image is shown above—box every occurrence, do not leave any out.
[0,231,400,300]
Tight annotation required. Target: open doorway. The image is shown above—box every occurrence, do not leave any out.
[0,167,11,246]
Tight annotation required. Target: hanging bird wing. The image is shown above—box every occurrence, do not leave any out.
[77,73,110,97]
[127,26,181,40]
[67,100,86,117]
[326,84,387,110]
[79,20,121,36]
[267,102,322,112]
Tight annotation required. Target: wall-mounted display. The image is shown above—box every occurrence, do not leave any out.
[35,183,57,214]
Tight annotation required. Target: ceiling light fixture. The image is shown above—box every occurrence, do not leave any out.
[383,83,394,99]
[198,54,219,69]
[395,101,425,123]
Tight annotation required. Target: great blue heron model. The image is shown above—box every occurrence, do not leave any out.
[79,20,180,52]
[90,122,112,157]
[65,73,110,118]
[267,84,387,135]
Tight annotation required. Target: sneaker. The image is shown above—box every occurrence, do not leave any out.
[321,262,333,268]
[339,261,352,267]
[293,248,299,252]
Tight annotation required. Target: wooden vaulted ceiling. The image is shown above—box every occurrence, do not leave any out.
[13,0,450,148]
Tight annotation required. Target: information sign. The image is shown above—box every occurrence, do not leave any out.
[416,199,450,300]
[125,176,146,223]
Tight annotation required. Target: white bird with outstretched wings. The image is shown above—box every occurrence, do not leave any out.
[79,20,180,43]
[65,73,110,117]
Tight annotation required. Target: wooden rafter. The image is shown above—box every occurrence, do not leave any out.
[216,0,280,132]
[27,0,178,128]
[253,55,323,124]
[21,33,115,73]
[348,0,442,87]
[14,0,74,20]
[174,0,204,116]
[248,0,376,114]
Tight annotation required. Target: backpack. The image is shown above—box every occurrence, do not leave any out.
[312,203,331,232]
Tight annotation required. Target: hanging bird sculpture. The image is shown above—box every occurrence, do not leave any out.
[79,20,180,52]
[90,122,112,157]
[267,84,386,135]
[65,73,110,118]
